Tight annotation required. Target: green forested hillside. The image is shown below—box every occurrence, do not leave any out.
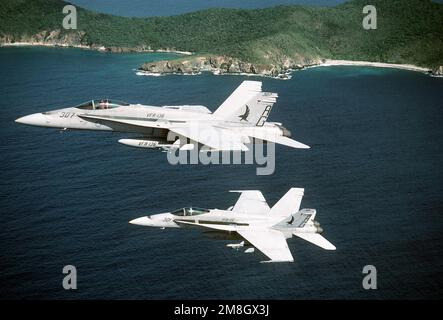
[1,0,442,68]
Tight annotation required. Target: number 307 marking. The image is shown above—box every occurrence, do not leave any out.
[60,112,75,118]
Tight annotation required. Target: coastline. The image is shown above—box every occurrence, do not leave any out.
[137,58,439,80]
[316,59,431,73]
[0,41,193,55]
[2,42,441,78]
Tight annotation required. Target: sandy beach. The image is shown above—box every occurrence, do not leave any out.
[1,41,92,49]
[320,59,430,73]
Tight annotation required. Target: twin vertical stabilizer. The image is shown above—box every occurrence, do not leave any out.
[213,81,278,126]
[269,188,305,218]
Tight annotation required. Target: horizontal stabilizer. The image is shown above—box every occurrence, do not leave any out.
[247,129,310,149]
[293,233,336,250]
[273,136,310,149]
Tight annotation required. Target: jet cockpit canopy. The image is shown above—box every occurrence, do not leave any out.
[171,207,210,216]
[75,99,130,110]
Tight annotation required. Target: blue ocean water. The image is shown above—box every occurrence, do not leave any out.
[1,47,442,299]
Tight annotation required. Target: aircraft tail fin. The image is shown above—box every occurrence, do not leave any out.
[273,208,316,228]
[213,80,277,126]
[269,188,304,218]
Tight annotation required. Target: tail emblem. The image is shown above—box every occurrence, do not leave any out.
[238,105,250,121]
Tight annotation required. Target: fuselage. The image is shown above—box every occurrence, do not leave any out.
[129,207,321,239]
[15,99,290,150]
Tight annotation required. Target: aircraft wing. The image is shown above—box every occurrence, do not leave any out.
[230,190,270,215]
[174,220,237,232]
[170,125,248,151]
[78,114,171,130]
[237,229,294,262]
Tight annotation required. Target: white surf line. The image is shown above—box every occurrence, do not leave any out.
[1,42,194,55]
[319,59,431,73]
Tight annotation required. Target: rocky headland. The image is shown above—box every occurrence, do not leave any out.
[138,55,322,79]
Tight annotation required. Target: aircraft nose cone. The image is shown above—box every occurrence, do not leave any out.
[129,216,152,226]
[15,113,46,126]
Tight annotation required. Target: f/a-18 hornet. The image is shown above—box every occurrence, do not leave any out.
[16,81,309,151]
[130,188,335,263]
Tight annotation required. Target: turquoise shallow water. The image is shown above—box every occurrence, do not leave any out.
[1,47,442,299]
